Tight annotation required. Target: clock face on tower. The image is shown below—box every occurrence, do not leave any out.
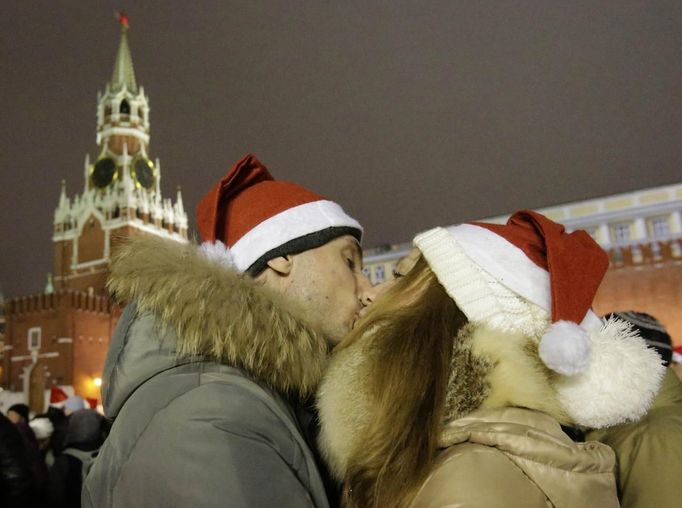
[133,157,156,189]
[92,157,117,188]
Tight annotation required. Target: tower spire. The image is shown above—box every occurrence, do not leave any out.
[111,12,137,92]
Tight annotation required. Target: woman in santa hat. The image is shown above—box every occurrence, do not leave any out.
[316,210,666,508]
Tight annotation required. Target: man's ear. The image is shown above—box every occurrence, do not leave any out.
[266,255,293,276]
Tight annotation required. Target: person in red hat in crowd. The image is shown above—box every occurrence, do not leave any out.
[41,385,70,458]
[586,311,682,508]
[83,154,373,508]
[316,211,665,508]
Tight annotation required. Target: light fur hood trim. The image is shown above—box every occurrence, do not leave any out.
[316,323,567,481]
[107,235,328,398]
[317,315,665,482]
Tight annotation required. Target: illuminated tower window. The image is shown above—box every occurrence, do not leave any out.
[120,99,130,115]
[28,327,42,350]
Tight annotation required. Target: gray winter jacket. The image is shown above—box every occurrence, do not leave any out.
[82,236,331,508]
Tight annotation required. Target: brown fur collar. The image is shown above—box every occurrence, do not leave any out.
[316,322,568,480]
[107,235,328,398]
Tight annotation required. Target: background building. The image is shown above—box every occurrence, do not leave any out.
[0,18,187,414]
[364,182,682,345]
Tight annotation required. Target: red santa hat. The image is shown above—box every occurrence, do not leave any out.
[414,210,665,427]
[196,154,363,274]
[50,385,69,406]
[415,210,607,375]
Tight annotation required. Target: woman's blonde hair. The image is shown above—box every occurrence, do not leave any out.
[336,255,468,508]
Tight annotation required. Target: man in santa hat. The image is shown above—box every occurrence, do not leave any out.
[84,154,373,507]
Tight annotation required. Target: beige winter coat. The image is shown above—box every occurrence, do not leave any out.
[411,407,619,508]
[317,323,631,508]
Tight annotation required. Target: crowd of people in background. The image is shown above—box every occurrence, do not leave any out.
[0,391,106,508]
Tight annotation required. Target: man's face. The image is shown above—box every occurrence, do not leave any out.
[282,235,372,347]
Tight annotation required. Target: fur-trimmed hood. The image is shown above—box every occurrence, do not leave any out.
[103,235,328,417]
[317,323,565,479]
[317,320,664,481]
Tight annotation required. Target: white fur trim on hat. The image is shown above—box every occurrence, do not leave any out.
[448,224,551,311]
[414,227,550,338]
[555,317,666,428]
[199,240,236,270]
[230,200,362,272]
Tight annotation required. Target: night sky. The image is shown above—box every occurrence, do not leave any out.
[2,1,681,298]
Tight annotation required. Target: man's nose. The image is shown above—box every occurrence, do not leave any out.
[357,271,376,307]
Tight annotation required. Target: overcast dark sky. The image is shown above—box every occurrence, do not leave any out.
[1,1,681,298]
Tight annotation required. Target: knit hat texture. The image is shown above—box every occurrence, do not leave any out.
[414,209,608,375]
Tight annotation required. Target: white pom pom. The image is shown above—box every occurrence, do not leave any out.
[555,317,666,428]
[199,240,236,270]
[539,320,591,376]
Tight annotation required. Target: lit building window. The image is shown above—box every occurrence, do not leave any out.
[649,216,670,238]
[671,240,682,258]
[631,245,643,264]
[611,223,631,244]
[651,241,662,260]
[375,265,386,283]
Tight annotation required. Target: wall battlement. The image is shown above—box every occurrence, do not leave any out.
[7,290,114,315]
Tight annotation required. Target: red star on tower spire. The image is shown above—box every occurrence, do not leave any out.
[116,11,129,31]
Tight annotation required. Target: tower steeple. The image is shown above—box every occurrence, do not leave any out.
[51,14,188,295]
[110,13,138,93]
